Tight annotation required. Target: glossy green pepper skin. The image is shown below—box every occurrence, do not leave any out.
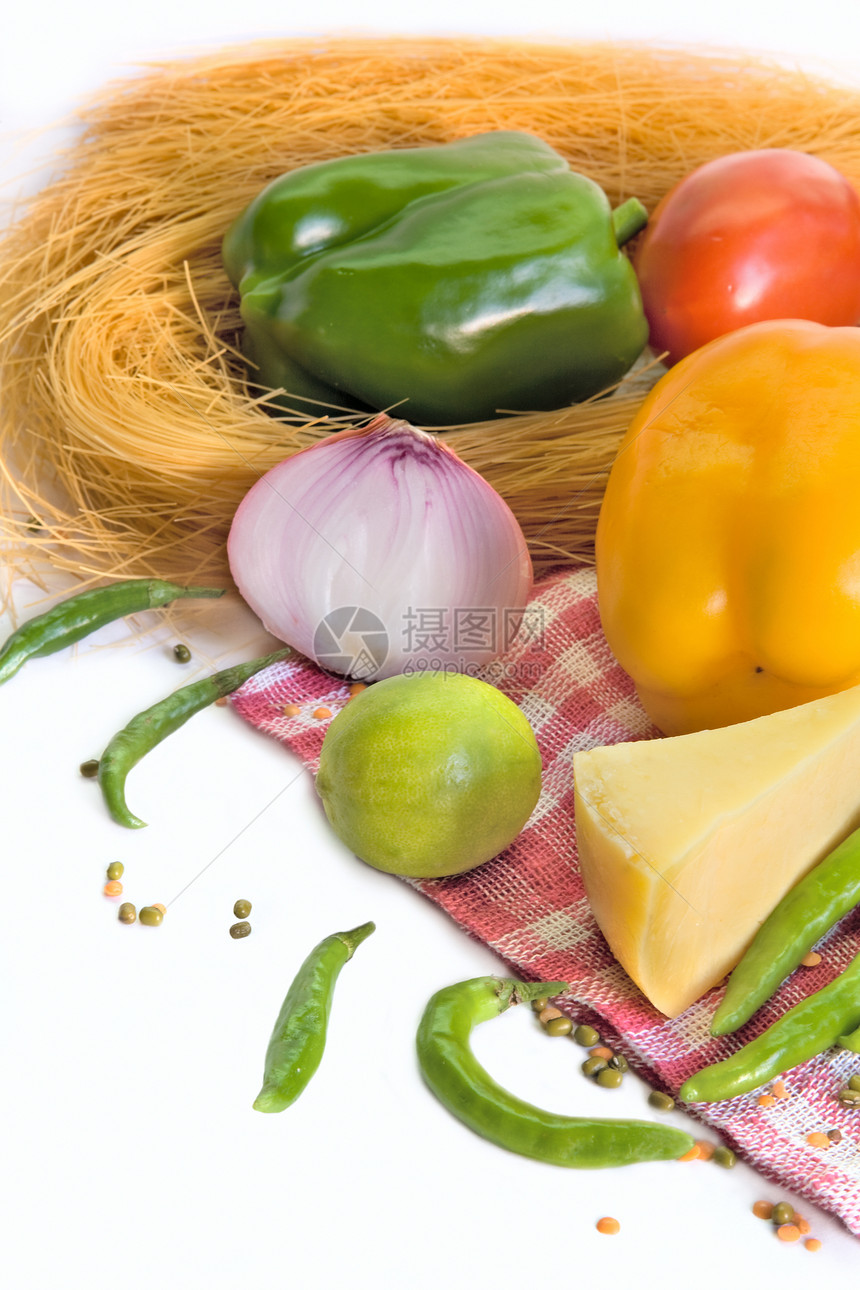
[223,132,648,425]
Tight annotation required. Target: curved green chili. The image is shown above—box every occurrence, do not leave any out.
[0,578,224,686]
[416,976,695,1167]
[682,951,860,1103]
[98,647,291,828]
[253,921,376,1113]
[712,826,860,1036]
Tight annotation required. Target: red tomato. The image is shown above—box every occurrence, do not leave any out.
[634,149,860,365]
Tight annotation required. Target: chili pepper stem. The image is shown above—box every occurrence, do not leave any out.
[499,980,570,1008]
[163,586,224,601]
[611,197,648,246]
[335,921,377,958]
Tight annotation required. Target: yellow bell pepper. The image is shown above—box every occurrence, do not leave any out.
[596,319,860,735]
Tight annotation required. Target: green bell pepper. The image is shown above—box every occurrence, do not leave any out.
[223,131,648,425]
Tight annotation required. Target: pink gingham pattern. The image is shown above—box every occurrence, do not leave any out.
[231,566,860,1235]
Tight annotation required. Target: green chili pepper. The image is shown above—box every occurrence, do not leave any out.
[712,825,860,1036]
[223,131,648,425]
[253,921,376,1113]
[682,951,860,1103]
[97,648,291,828]
[416,976,695,1167]
[0,578,224,686]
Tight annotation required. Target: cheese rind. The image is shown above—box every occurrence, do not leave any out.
[573,683,860,1017]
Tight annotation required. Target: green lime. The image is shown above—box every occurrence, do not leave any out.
[315,671,542,878]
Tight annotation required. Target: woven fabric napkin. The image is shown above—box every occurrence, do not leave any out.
[231,566,860,1235]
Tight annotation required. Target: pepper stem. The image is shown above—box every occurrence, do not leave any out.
[496,979,571,1011]
[612,197,648,247]
[336,921,377,958]
[176,585,227,600]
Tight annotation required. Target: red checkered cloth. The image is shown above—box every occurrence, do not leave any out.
[231,566,860,1234]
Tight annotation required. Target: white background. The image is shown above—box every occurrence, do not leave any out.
[3,4,860,1288]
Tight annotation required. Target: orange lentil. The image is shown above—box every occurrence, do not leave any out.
[678,1144,701,1162]
[801,951,822,967]
[214,696,228,707]
[596,1217,620,1235]
[772,1080,789,1099]
[103,880,123,897]
[758,1094,776,1108]
[752,1200,774,1220]
[348,682,367,696]
[777,1224,801,1243]
[282,703,301,716]
[806,1132,830,1149]
[695,1140,715,1160]
[312,706,332,720]
[805,1238,822,1252]
[590,1046,614,1059]
[797,1217,811,1236]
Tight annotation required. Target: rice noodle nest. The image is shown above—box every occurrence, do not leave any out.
[2,36,860,596]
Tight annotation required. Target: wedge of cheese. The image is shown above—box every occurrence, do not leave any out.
[573,683,860,1018]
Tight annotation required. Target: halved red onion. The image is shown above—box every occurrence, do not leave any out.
[227,415,533,680]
